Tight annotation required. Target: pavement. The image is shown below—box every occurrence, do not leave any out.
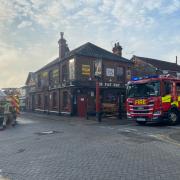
[0,112,180,180]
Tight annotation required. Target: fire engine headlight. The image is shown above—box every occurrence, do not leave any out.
[127,112,131,116]
[153,110,161,116]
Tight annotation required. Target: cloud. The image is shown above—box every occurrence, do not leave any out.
[17,21,32,28]
[0,0,180,87]
[0,39,57,88]
[0,1,17,23]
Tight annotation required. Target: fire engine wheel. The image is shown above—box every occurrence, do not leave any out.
[168,110,179,125]
[136,121,147,125]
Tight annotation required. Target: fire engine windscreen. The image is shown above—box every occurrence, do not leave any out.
[127,81,160,98]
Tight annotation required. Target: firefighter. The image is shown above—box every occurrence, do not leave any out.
[2,101,10,129]
[10,95,19,126]
[11,104,17,126]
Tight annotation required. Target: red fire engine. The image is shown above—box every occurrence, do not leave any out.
[126,75,180,125]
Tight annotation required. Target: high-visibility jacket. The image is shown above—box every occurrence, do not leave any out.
[4,102,10,115]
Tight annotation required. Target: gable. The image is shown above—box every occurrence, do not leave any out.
[26,73,36,86]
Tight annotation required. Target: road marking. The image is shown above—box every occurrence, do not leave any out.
[150,134,180,147]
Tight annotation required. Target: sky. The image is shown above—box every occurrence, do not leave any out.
[0,0,180,88]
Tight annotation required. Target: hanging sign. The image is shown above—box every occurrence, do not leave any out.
[94,59,102,77]
[69,58,75,80]
[82,64,90,76]
[106,68,114,77]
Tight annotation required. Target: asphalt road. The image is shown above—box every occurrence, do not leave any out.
[0,113,180,180]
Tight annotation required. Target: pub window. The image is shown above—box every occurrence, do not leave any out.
[63,91,68,108]
[49,70,53,86]
[37,94,41,107]
[62,65,68,81]
[52,92,57,107]
[44,95,48,108]
[38,74,41,87]
[117,67,124,81]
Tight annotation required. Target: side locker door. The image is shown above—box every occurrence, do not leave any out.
[161,81,172,112]
[176,83,180,109]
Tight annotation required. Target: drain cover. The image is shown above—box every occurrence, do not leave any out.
[17,148,25,154]
[35,130,61,136]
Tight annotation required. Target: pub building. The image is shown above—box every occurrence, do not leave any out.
[26,33,133,117]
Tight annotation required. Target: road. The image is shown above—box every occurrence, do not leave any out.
[0,113,180,180]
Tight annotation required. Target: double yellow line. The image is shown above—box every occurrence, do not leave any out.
[152,134,180,147]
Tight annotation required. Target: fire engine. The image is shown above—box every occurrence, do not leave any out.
[126,75,180,125]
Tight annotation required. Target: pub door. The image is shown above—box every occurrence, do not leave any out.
[77,95,87,117]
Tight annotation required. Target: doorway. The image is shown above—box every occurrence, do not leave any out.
[77,95,87,117]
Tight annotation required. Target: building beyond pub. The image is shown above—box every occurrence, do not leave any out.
[26,33,133,117]
[132,55,180,78]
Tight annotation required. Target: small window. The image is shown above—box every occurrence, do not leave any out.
[49,70,53,86]
[37,94,41,107]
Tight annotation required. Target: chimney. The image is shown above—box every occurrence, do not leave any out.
[176,56,178,64]
[58,32,69,60]
[112,42,122,57]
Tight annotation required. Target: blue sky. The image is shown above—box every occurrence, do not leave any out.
[0,0,180,87]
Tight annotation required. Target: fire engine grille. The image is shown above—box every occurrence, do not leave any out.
[130,105,154,114]
[132,110,150,114]
[133,106,149,110]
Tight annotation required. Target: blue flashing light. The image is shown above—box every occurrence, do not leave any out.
[131,77,142,81]
[131,75,159,81]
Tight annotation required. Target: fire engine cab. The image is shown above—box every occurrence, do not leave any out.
[126,75,180,125]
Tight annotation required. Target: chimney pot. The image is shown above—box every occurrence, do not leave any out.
[60,32,64,39]
[112,42,122,57]
[58,32,69,60]
[176,56,178,64]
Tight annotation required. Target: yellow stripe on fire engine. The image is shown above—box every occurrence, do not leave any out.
[14,97,19,104]
[171,101,178,107]
[162,95,171,103]
[12,96,20,114]
[178,96,180,101]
